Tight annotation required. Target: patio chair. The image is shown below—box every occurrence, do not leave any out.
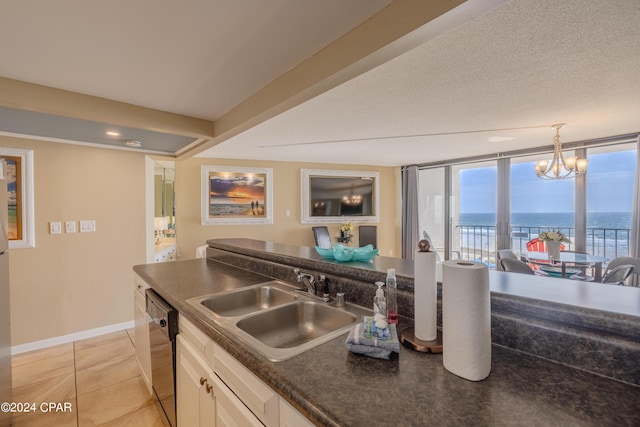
[601,264,635,286]
[603,256,640,286]
[312,226,332,249]
[526,237,566,252]
[499,258,535,275]
[496,249,519,271]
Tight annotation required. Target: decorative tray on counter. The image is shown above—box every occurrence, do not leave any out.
[315,244,379,262]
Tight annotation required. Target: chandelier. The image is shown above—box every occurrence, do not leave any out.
[534,124,588,179]
[342,185,362,205]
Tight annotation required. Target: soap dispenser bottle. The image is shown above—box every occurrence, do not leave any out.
[386,268,398,324]
[373,281,386,319]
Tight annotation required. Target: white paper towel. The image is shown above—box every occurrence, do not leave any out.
[442,260,491,381]
[414,250,438,341]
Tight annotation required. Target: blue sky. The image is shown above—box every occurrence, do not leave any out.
[460,150,636,214]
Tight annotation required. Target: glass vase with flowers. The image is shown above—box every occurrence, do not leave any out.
[539,230,571,260]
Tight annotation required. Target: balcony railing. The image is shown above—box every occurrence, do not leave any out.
[455,225,631,266]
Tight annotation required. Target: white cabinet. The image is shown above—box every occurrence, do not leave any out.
[280,399,314,427]
[212,374,263,427]
[176,334,215,427]
[133,274,152,394]
[177,315,314,427]
[212,343,279,427]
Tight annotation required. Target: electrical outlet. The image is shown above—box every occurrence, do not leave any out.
[80,220,96,233]
[65,221,77,233]
[49,222,62,235]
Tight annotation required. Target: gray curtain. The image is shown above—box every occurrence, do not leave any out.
[630,135,640,284]
[401,166,419,259]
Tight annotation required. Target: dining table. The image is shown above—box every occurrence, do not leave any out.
[524,251,609,282]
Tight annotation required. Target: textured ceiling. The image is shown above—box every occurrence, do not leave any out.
[1,0,639,164]
[0,0,391,121]
[201,0,640,165]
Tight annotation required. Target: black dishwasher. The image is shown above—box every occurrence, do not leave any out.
[146,289,178,427]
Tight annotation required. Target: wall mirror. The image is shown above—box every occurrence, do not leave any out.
[301,169,379,224]
[154,161,175,218]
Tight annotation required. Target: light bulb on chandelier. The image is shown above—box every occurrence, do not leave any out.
[534,124,588,179]
[342,185,362,205]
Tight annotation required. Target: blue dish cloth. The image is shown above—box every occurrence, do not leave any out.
[345,323,400,360]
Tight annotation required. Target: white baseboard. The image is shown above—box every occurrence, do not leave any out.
[11,320,135,355]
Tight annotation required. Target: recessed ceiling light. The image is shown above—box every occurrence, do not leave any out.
[125,140,142,148]
[106,130,121,137]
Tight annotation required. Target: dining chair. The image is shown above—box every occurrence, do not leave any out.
[603,256,640,286]
[312,226,332,249]
[601,264,635,286]
[499,258,535,275]
[496,249,519,271]
[358,225,377,249]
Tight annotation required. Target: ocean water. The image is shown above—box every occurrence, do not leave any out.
[456,211,632,258]
[459,212,632,230]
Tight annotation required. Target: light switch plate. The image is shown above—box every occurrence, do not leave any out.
[65,221,77,233]
[49,221,62,235]
[79,220,96,233]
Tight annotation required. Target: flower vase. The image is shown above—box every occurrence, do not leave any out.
[546,241,561,260]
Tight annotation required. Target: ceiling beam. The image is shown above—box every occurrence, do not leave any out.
[0,77,214,139]
[180,0,509,159]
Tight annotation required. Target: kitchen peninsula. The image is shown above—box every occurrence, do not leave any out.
[133,239,640,426]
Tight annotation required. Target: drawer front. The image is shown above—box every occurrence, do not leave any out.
[179,316,214,366]
[213,344,278,427]
[134,274,150,297]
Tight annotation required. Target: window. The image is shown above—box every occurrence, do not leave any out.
[585,144,636,257]
[510,153,575,253]
[413,139,637,267]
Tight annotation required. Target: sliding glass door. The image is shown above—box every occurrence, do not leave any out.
[417,168,446,258]
[415,139,637,267]
[510,153,575,253]
[451,161,497,265]
[585,144,636,258]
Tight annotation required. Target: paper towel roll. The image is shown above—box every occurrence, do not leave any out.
[414,250,438,341]
[442,260,491,381]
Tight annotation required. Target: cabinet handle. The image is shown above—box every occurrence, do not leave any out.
[200,377,207,386]
[206,384,213,394]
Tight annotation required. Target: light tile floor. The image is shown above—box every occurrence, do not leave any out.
[11,329,166,426]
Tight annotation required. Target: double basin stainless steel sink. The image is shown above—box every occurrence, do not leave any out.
[187,280,370,361]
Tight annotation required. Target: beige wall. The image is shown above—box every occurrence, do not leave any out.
[2,133,400,346]
[2,135,147,346]
[175,157,401,260]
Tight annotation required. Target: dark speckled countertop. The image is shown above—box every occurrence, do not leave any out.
[134,257,640,427]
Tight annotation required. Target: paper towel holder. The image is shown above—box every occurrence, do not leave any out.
[400,328,443,353]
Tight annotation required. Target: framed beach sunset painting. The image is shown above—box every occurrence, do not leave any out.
[0,147,35,248]
[201,166,273,225]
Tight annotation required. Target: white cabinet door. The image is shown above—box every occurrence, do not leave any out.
[133,275,152,394]
[279,399,314,427]
[212,344,279,427]
[212,375,263,427]
[176,334,215,427]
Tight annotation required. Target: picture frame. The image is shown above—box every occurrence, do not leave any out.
[300,168,380,224]
[201,166,273,225]
[0,148,35,248]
